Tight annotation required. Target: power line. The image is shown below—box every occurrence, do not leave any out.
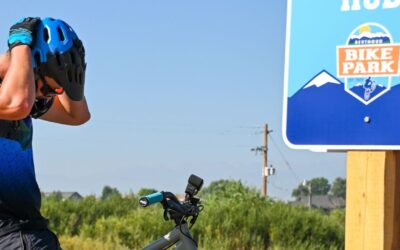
[269,134,301,183]
[269,179,290,192]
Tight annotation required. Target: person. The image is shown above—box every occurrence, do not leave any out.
[0,17,90,249]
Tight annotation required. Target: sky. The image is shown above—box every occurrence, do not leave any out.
[1,0,346,201]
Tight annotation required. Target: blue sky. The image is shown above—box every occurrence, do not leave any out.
[1,0,346,200]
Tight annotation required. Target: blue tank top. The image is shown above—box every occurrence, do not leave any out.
[0,117,43,221]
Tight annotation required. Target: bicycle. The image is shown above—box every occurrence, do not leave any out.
[139,174,204,250]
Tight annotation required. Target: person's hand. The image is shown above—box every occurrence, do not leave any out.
[7,17,40,50]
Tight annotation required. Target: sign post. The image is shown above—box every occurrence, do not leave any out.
[346,151,400,250]
[283,1,400,249]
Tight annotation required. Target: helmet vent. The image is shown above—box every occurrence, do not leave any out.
[75,70,79,83]
[55,52,62,66]
[78,71,83,85]
[57,27,65,42]
[67,69,73,83]
[44,28,50,42]
[70,52,76,64]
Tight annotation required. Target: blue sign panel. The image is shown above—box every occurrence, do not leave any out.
[283,0,400,150]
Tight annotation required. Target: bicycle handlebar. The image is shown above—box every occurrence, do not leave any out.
[139,192,164,207]
[139,175,203,229]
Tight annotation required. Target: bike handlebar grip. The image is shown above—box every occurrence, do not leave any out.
[139,192,164,207]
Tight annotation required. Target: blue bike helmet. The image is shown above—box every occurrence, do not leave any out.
[31,18,86,101]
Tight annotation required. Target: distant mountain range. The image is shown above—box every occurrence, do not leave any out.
[286,70,400,146]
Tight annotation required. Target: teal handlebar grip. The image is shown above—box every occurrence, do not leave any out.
[139,192,164,207]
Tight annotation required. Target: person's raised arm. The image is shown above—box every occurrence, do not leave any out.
[40,94,90,125]
[0,18,39,120]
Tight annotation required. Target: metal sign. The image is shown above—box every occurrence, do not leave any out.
[283,0,400,150]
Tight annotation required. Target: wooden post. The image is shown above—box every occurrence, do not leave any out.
[345,151,400,250]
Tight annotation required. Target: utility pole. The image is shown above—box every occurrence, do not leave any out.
[303,179,312,208]
[252,124,274,197]
[262,124,269,197]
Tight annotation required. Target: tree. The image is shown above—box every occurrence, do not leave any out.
[309,177,331,195]
[330,177,346,199]
[292,177,331,198]
[291,184,309,198]
[101,186,121,200]
[200,179,259,198]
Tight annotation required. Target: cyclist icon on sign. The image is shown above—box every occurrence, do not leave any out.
[363,77,376,101]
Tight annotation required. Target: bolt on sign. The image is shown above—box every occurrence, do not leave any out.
[283,0,400,151]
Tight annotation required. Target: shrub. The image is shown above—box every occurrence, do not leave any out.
[41,180,344,249]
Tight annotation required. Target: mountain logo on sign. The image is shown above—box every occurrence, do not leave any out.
[286,69,400,146]
[336,23,400,105]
